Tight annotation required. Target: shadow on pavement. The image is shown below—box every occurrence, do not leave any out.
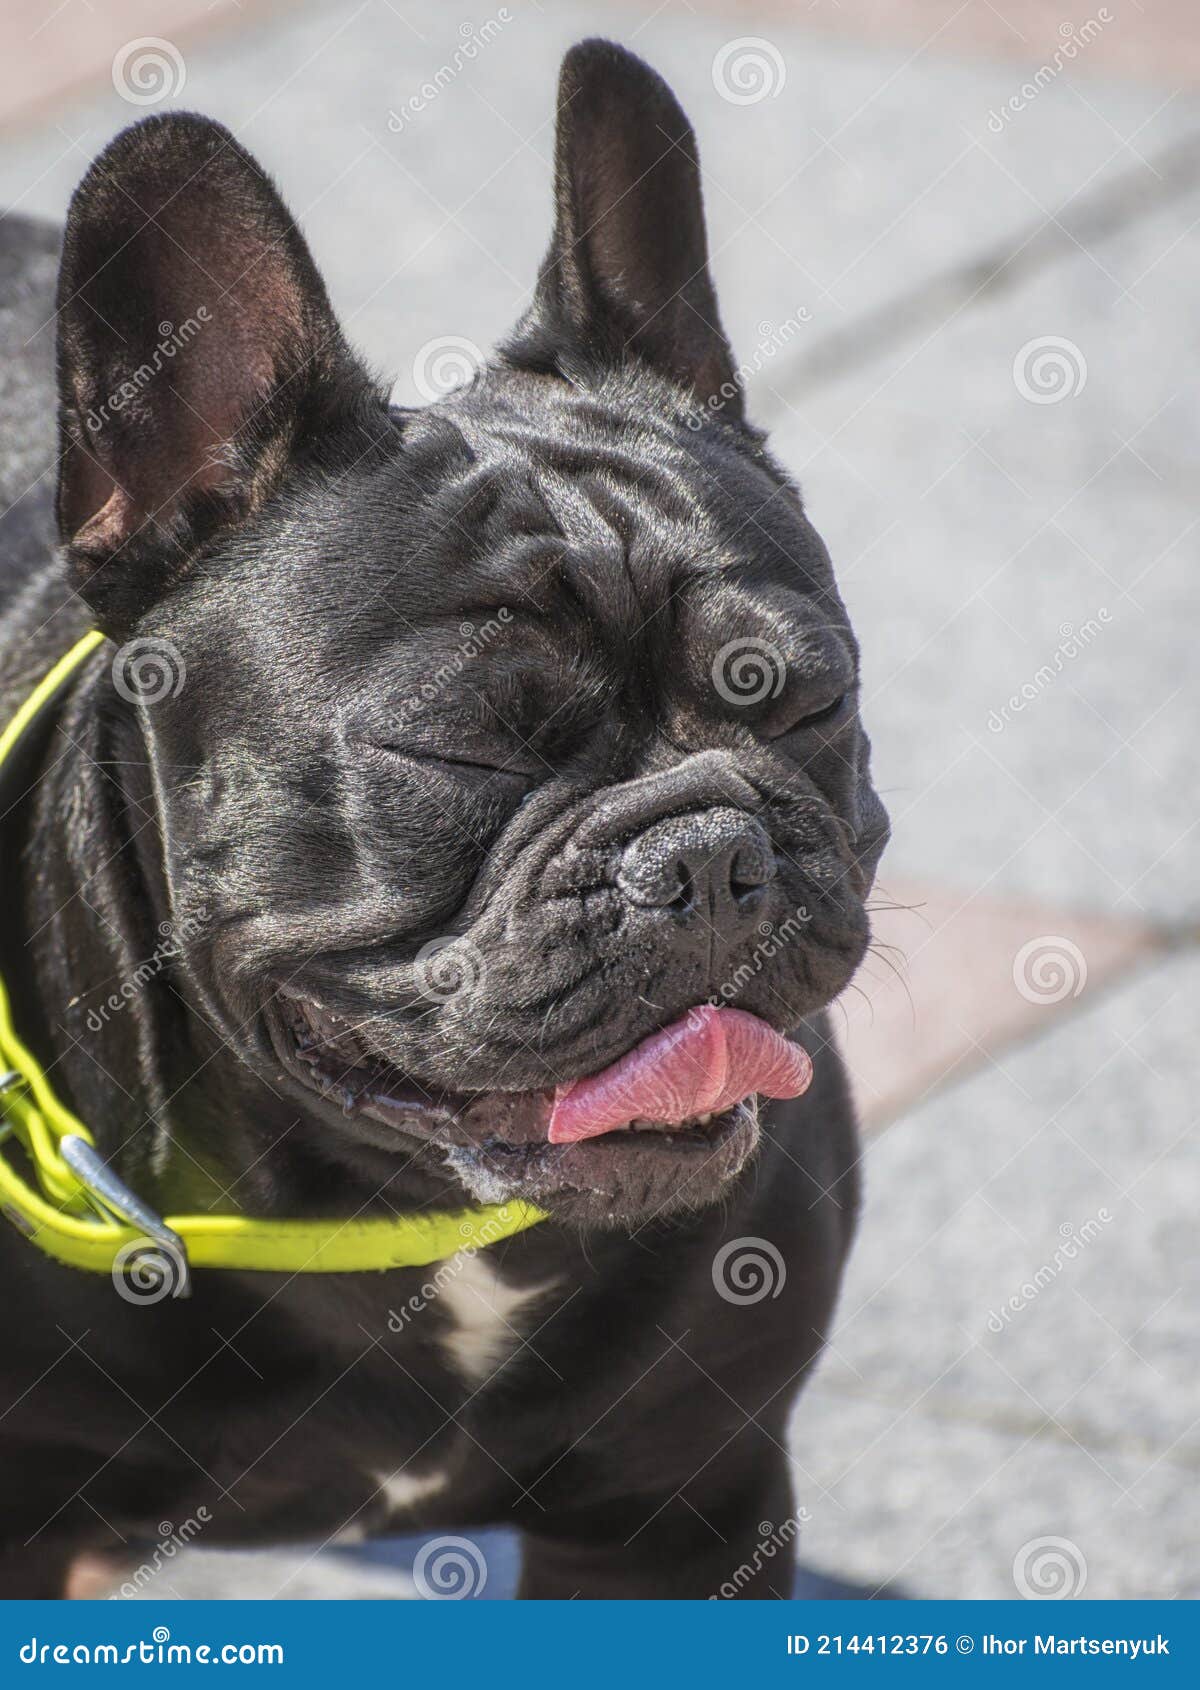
[344,1529,909,1600]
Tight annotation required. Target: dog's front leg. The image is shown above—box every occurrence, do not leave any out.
[515,1455,795,1600]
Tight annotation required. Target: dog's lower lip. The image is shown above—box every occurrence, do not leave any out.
[275,989,760,1152]
[474,1099,756,1157]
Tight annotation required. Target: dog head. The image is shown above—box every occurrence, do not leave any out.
[55,41,888,1226]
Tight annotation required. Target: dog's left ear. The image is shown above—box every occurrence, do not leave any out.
[506,39,741,416]
[55,112,374,632]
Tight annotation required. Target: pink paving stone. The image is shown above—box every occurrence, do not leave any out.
[0,0,277,130]
[6,0,1196,136]
[627,0,1200,88]
[835,878,1161,1130]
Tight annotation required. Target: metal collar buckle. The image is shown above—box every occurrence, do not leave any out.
[59,1134,192,1297]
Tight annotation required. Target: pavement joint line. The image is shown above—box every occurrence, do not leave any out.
[863,1427,1039,1600]
[975,126,1137,290]
[973,1331,1154,1501]
[759,125,1200,418]
[823,1334,982,1491]
[814,1363,1200,1472]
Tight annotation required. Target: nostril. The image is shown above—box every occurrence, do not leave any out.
[673,860,696,913]
[728,837,776,902]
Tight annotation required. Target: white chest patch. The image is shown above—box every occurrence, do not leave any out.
[438,1251,558,1385]
[374,1467,449,1516]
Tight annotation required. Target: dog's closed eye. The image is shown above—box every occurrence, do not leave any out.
[379,743,541,784]
[776,692,849,733]
[763,687,854,743]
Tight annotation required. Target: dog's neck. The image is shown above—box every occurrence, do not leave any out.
[13,658,470,1220]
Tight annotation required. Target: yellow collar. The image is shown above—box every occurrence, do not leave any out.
[0,632,545,1292]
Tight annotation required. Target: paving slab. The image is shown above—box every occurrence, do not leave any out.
[0,0,268,131]
[790,948,1200,1598]
[0,1,1194,400]
[117,1543,415,1601]
[702,0,1200,89]
[790,1387,1197,1601]
[834,878,1160,1126]
[765,170,1200,923]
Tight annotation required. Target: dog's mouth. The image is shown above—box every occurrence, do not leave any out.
[273,992,812,1222]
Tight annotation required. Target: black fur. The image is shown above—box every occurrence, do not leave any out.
[0,41,886,1598]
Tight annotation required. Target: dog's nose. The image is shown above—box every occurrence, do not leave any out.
[616,809,776,919]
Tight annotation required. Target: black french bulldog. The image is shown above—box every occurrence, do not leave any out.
[0,40,887,1598]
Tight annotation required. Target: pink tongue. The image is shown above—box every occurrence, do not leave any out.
[547,1006,812,1144]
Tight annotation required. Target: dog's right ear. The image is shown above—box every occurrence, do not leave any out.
[505,40,741,416]
[56,113,375,632]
